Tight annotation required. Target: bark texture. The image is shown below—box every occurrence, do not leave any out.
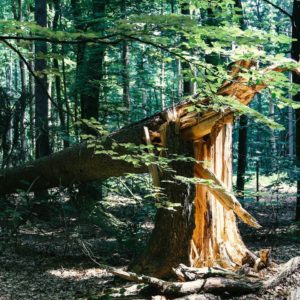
[132,121,196,278]
[292,0,300,221]
[236,115,248,199]
[34,0,50,158]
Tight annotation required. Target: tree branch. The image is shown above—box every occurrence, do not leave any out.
[262,0,293,20]
[0,34,121,45]
[2,39,71,116]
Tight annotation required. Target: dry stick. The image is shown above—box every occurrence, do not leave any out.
[80,239,260,297]
[264,256,300,289]
[79,236,300,297]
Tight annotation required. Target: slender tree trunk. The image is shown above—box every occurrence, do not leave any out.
[292,0,300,221]
[288,107,294,156]
[140,46,147,117]
[236,115,248,199]
[33,0,50,215]
[269,98,276,161]
[11,0,27,164]
[29,59,34,158]
[71,0,106,213]
[235,0,248,200]
[288,72,294,156]
[181,3,193,96]
[19,61,27,162]
[122,40,130,122]
[121,0,130,123]
[52,0,68,148]
[34,0,50,159]
[0,88,12,169]
[61,45,70,142]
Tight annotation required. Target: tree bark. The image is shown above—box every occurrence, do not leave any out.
[235,0,248,200]
[34,0,50,159]
[181,3,193,96]
[121,0,131,122]
[236,115,248,199]
[292,0,300,221]
[52,0,69,148]
[132,121,196,278]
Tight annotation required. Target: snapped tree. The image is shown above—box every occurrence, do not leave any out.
[0,59,298,278]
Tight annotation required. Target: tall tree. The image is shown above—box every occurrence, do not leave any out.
[52,0,69,148]
[236,114,248,199]
[11,0,27,164]
[72,0,106,213]
[235,0,248,200]
[181,2,193,96]
[121,0,131,123]
[292,0,300,221]
[34,0,50,159]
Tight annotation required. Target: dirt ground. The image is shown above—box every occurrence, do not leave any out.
[0,196,299,300]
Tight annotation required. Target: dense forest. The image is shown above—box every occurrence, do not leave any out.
[0,0,300,299]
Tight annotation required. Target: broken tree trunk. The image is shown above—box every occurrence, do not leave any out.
[0,115,164,194]
[132,120,196,278]
[0,60,289,195]
[190,121,250,271]
[0,59,298,279]
[132,116,256,278]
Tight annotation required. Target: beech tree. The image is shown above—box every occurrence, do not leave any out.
[0,0,299,290]
[34,0,50,159]
[292,0,300,221]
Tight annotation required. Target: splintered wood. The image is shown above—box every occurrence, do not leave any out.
[191,123,256,270]
[143,60,264,271]
[136,59,300,275]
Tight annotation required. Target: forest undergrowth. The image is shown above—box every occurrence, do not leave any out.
[0,194,299,300]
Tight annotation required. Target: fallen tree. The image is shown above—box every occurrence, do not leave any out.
[0,59,298,278]
[0,60,272,195]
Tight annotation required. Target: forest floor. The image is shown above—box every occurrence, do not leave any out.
[0,194,299,300]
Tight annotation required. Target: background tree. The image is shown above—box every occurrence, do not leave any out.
[292,0,300,221]
[34,0,50,159]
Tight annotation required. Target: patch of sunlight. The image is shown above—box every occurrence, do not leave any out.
[233,172,296,194]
